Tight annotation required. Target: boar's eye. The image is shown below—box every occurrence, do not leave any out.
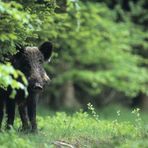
[39,58,43,64]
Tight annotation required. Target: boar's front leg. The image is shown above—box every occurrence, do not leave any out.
[27,96,38,132]
[18,100,30,131]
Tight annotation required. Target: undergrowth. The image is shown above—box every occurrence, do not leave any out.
[0,105,148,148]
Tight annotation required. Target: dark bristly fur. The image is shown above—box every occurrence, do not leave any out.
[0,42,52,132]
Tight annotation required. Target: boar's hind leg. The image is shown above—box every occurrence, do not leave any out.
[18,101,30,131]
[6,98,15,129]
[0,98,4,129]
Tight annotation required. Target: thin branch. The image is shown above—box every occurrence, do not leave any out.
[53,141,75,148]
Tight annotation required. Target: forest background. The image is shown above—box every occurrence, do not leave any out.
[0,0,148,110]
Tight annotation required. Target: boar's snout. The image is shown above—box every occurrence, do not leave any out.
[28,76,43,91]
[28,72,50,91]
[34,82,43,90]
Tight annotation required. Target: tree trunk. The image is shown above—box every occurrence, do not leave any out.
[61,81,81,109]
[132,93,148,111]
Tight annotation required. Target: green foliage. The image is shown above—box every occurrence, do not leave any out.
[0,63,28,97]
[48,1,148,97]
[0,0,55,55]
[0,0,55,91]
[0,0,148,100]
[0,1,32,56]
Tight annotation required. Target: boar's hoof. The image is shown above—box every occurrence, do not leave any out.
[18,125,31,133]
[5,125,14,131]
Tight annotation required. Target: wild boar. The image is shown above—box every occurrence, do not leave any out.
[0,42,52,132]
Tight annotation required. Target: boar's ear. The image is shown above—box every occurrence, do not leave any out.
[39,42,53,61]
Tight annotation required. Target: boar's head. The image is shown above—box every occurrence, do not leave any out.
[13,42,52,91]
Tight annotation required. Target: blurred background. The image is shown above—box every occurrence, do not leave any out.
[0,0,148,112]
